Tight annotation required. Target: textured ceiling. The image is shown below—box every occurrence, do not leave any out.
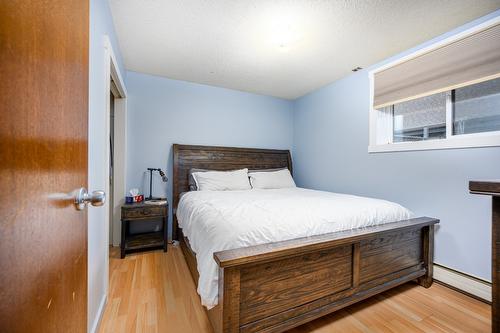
[109,0,500,100]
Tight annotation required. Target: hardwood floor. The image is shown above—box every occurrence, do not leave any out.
[99,246,491,333]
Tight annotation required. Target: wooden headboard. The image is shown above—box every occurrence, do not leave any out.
[172,144,292,240]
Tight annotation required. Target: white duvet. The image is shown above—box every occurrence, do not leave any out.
[177,187,412,309]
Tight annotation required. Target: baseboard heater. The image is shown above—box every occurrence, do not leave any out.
[433,263,491,302]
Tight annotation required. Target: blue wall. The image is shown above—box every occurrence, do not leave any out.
[126,71,294,234]
[293,11,500,281]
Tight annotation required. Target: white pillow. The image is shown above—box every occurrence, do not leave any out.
[192,168,251,191]
[248,169,296,189]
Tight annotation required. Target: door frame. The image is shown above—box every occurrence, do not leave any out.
[103,35,127,286]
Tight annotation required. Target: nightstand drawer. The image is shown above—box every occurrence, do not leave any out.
[122,206,165,219]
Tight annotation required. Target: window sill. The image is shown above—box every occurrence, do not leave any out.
[368,132,500,153]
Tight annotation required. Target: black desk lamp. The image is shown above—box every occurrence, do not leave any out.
[146,168,168,201]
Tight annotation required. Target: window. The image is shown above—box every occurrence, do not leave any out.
[375,78,500,146]
[453,78,500,135]
[390,92,447,142]
[369,17,500,152]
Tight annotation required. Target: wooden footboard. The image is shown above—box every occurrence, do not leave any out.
[179,216,438,333]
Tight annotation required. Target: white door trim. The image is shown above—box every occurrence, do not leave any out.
[103,36,127,251]
[111,98,127,247]
[92,35,127,333]
[103,36,127,250]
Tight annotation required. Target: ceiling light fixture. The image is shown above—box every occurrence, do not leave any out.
[260,9,304,51]
[272,23,301,50]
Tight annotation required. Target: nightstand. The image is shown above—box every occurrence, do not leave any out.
[120,201,168,258]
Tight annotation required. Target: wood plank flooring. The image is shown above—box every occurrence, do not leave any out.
[99,246,491,333]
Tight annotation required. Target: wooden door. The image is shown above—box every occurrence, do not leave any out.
[0,1,89,332]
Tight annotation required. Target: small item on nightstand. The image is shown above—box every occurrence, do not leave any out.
[126,188,144,203]
[144,199,167,205]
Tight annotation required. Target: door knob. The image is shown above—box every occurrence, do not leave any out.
[74,187,106,211]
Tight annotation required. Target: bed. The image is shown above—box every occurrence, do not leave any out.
[172,144,439,333]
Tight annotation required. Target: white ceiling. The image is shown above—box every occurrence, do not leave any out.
[109,0,500,100]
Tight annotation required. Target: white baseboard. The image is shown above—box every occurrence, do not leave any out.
[433,264,491,302]
[89,294,107,333]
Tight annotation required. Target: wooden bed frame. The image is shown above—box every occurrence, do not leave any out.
[172,144,439,333]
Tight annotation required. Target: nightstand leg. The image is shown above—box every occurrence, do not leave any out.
[163,216,168,252]
[121,219,127,259]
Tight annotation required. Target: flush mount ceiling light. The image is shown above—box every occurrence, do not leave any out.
[269,15,303,51]
[256,7,307,52]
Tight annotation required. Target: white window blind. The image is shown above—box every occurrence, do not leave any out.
[373,23,500,109]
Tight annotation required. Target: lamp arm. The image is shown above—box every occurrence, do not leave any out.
[146,168,168,201]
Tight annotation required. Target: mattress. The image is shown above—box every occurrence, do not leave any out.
[176,187,413,309]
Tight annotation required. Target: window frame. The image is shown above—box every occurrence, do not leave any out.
[368,15,500,153]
